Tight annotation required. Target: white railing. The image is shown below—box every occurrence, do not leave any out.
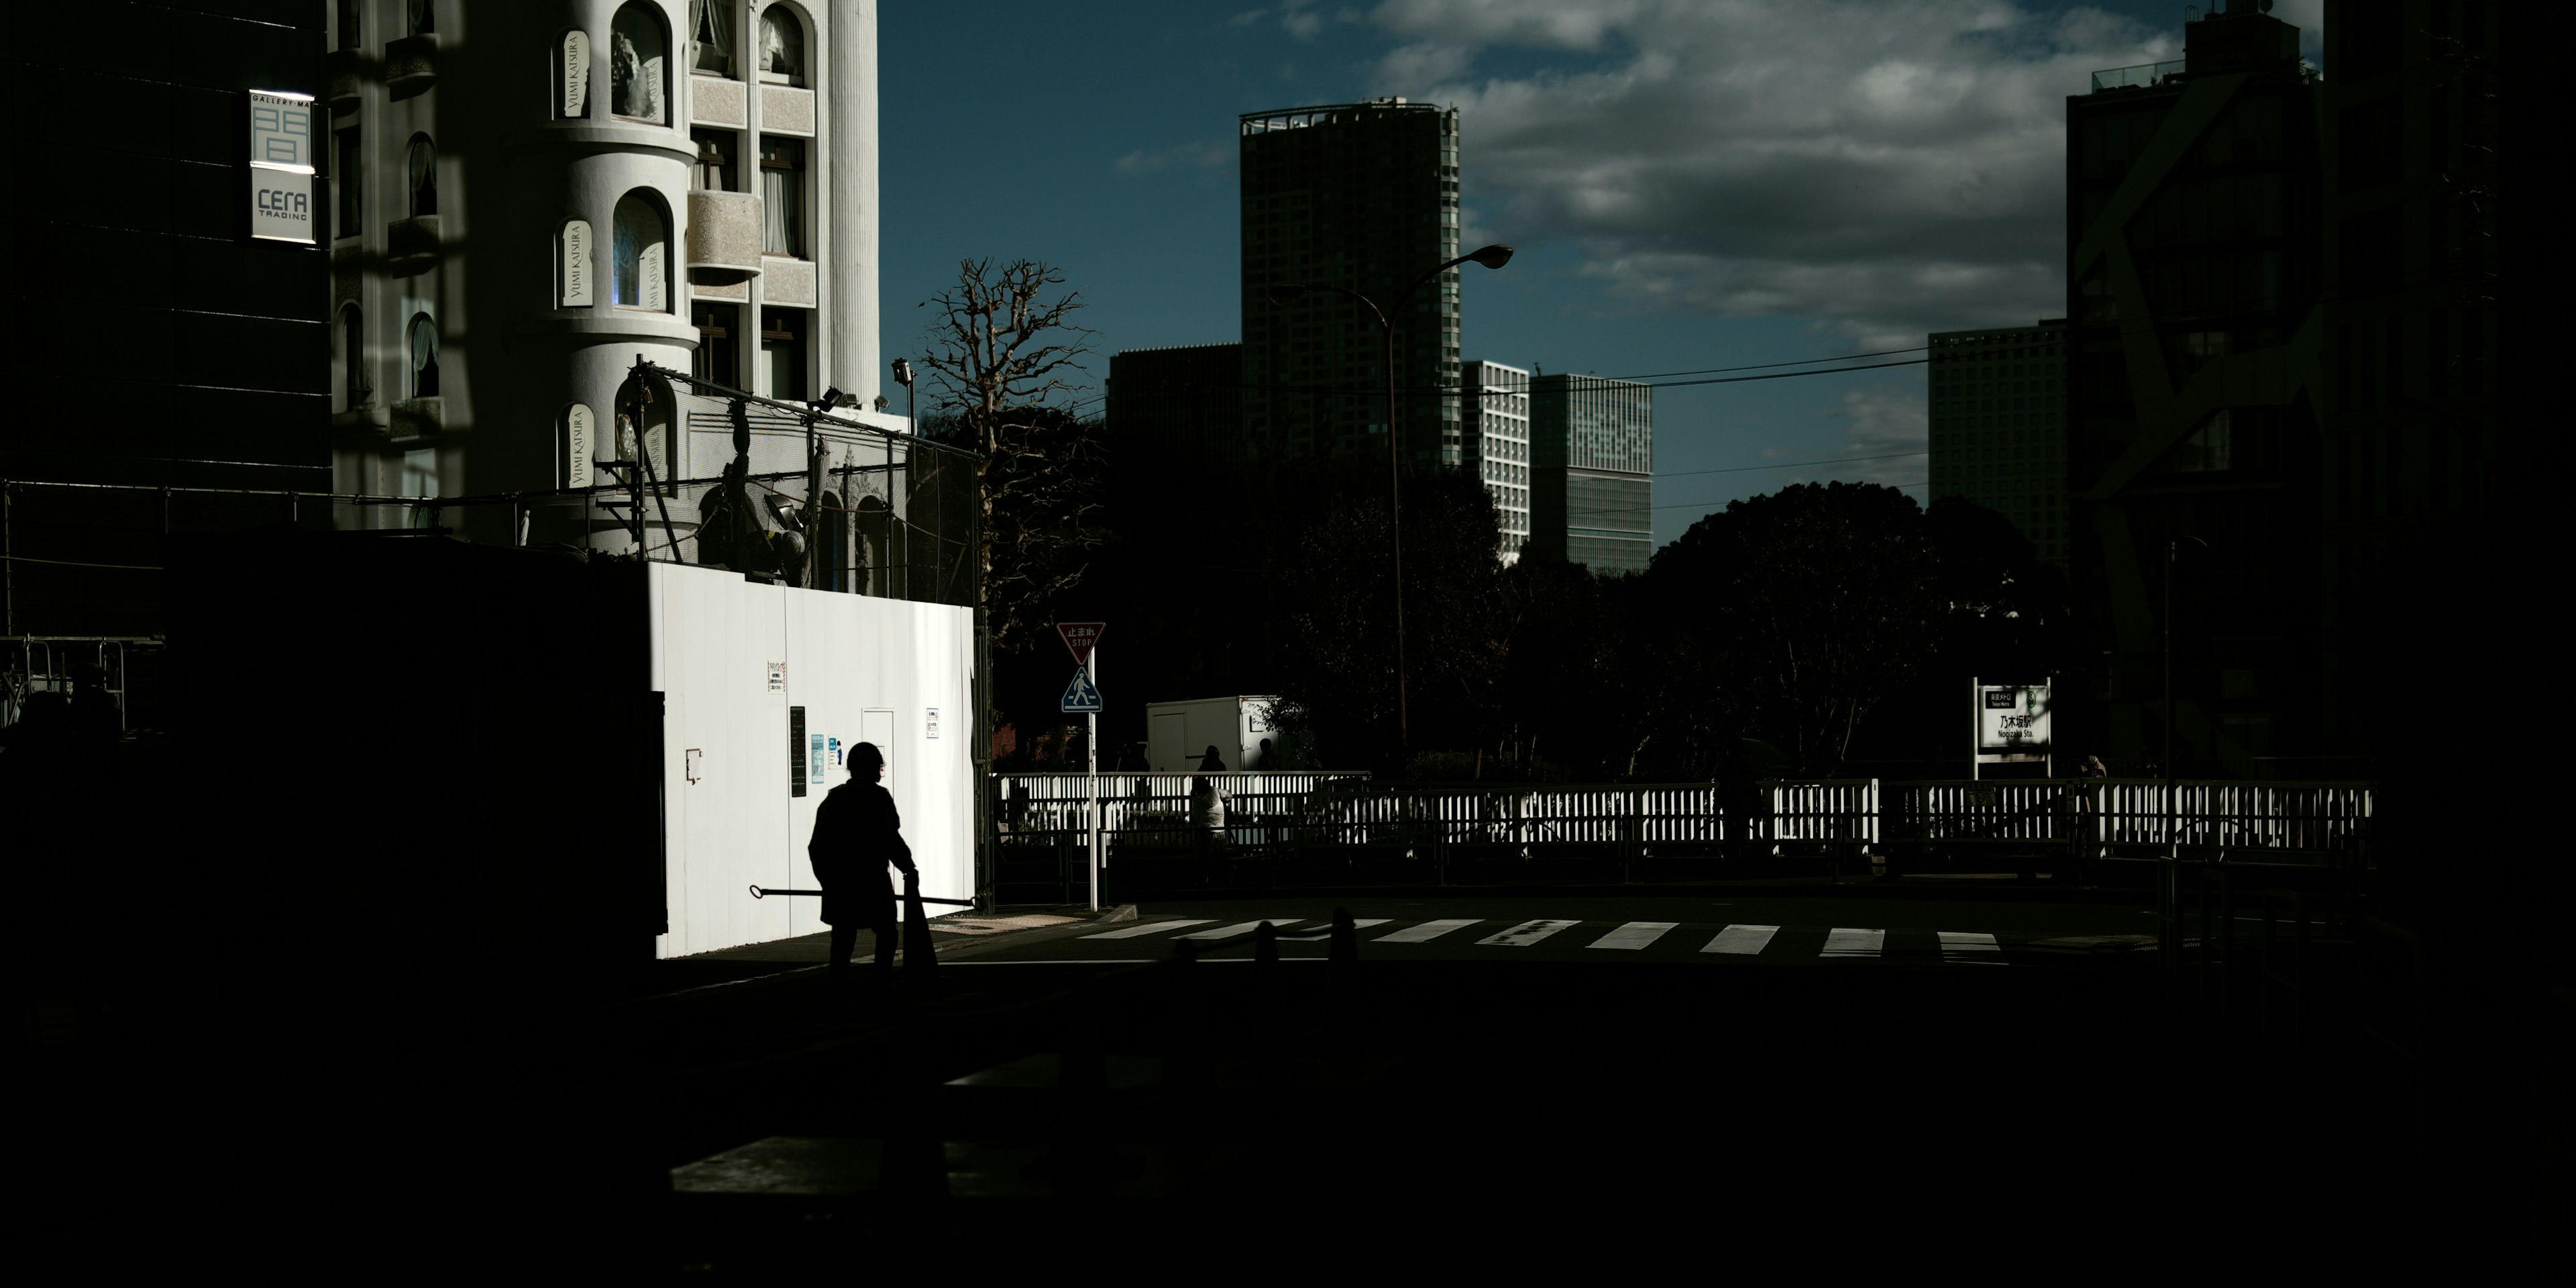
[989,773,2371,861]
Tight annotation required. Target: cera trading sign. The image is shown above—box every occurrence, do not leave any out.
[245,89,317,245]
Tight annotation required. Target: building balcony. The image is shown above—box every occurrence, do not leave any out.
[386,34,437,99]
[386,215,439,275]
[324,49,365,112]
[391,396,442,439]
[686,190,763,286]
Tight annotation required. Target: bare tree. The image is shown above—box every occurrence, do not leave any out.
[917,258,1105,654]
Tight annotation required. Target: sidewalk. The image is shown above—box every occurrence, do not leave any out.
[641,904,1138,998]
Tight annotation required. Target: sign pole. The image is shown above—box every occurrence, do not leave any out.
[1053,622,1110,913]
[1088,646,1100,911]
[1969,676,1980,782]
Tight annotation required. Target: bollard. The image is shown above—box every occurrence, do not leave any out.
[1163,938,1212,1139]
[1328,906,1358,967]
[902,871,939,988]
[881,1001,949,1201]
[1041,977,1137,1195]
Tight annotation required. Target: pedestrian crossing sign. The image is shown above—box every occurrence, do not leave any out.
[1060,665,1103,713]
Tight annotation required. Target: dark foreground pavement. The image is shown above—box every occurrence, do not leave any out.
[12,894,2555,1273]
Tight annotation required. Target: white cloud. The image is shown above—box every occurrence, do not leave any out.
[1366,1,2184,339]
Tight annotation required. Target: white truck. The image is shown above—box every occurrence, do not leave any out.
[1145,695,1283,771]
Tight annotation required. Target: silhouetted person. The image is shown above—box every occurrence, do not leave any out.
[1189,746,1230,831]
[807,741,914,973]
[1252,737,1278,771]
[66,665,121,749]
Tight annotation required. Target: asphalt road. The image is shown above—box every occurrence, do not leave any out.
[939,894,2159,968]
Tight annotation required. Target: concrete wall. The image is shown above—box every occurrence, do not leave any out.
[649,561,973,958]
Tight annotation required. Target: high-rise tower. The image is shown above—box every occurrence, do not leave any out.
[1238,100,1462,466]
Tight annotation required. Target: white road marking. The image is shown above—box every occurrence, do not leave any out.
[1279,918,1394,941]
[1821,928,1886,958]
[1702,924,1780,955]
[1587,921,1680,951]
[1081,919,1218,940]
[1475,919,1582,947]
[1175,920,1305,941]
[1939,930,2005,964]
[1374,918,1482,943]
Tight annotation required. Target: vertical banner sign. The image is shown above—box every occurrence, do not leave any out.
[559,220,593,306]
[788,706,807,798]
[244,90,317,244]
[561,30,591,118]
[563,403,595,488]
[638,238,666,311]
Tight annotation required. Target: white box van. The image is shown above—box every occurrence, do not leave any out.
[1145,695,1281,771]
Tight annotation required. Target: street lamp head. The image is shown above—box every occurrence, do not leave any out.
[1465,244,1515,270]
[891,357,914,387]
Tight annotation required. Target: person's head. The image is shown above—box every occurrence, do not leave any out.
[1198,745,1224,772]
[850,742,885,781]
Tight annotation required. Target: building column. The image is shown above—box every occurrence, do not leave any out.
[827,0,880,411]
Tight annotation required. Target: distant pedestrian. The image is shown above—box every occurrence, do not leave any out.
[1189,746,1230,832]
[1252,737,1278,771]
[806,742,915,973]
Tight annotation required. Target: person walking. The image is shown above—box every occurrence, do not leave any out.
[807,741,914,973]
[1188,745,1230,859]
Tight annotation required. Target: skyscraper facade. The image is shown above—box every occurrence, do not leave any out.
[2067,3,2324,774]
[1238,100,1462,467]
[1927,320,2070,564]
[1531,374,1652,576]
[1463,360,1532,563]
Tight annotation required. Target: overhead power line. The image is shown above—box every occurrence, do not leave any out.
[1608,346,1928,381]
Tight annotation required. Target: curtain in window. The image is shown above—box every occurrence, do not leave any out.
[407,138,436,217]
[752,162,793,258]
[761,9,803,78]
[692,0,733,74]
[407,0,434,36]
[409,315,439,398]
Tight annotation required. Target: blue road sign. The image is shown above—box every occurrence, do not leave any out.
[1060,665,1103,714]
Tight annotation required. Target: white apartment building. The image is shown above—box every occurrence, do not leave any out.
[1464,359,1532,564]
[323,0,902,549]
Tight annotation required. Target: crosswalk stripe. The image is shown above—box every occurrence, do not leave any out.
[1374,918,1481,943]
[1821,928,1886,958]
[1938,930,2005,964]
[1081,919,1217,940]
[1476,919,1581,947]
[1587,921,1679,950]
[1175,920,1303,941]
[1701,924,1779,955]
[1279,918,1395,941]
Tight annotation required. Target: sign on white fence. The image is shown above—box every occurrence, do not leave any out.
[1973,678,2051,773]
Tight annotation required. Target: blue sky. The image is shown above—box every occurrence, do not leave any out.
[879,1,2324,547]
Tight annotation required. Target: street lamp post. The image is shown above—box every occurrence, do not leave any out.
[2159,534,2209,975]
[1270,244,1513,750]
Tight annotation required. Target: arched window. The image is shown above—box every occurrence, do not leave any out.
[557,28,591,119]
[337,0,361,49]
[816,490,847,591]
[691,0,735,76]
[759,7,804,83]
[407,0,434,36]
[341,306,366,407]
[407,136,437,216]
[612,192,669,311]
[610,3,668,123]
[407,313,439,398]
